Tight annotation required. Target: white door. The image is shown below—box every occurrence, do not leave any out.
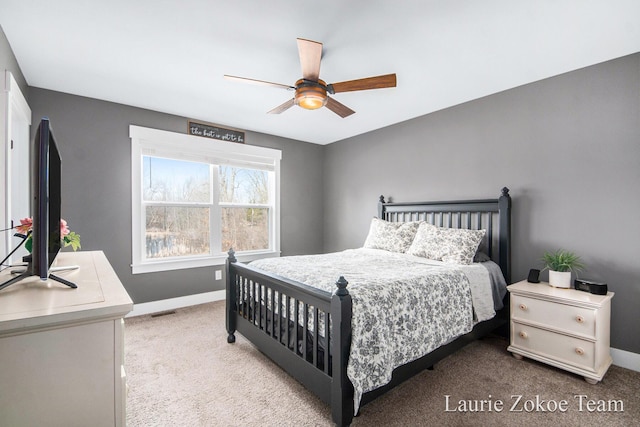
[1,71,31,264]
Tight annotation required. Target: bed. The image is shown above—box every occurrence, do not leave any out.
[225,188,512,426]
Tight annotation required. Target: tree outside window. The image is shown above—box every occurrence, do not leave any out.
[219,166,270,252]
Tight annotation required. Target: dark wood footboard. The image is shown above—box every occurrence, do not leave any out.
[226,249,354,425]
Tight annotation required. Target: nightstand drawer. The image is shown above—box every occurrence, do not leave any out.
[512,323,596,371]
[511,294,596,338]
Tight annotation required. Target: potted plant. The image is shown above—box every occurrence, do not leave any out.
[542,249,584,288]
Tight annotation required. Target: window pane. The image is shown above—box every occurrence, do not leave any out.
[146,206,210,258]
[219,166,268,204]
[221,207,269,252]
[143,156,211,203]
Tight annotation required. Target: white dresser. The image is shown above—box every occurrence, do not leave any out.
[507,280,614,384]
[0,251,133,426]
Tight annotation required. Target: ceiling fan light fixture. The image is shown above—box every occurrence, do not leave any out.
[225,39,397,117]
[294,79,327,110]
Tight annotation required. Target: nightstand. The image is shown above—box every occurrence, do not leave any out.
[507,280,614,384]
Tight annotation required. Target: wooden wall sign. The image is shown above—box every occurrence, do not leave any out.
[188,120,245,143]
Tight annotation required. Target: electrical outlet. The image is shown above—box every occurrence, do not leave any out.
[215,270,222,281]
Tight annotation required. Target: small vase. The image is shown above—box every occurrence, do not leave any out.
[549,270,571,288]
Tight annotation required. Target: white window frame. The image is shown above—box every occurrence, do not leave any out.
[130,125,281,274]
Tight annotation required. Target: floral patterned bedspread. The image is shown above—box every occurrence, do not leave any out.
[251,248,496,412]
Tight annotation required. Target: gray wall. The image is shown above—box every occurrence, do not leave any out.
[0,25,28,96]
[323,53,640,354]
[5,22,639,353]
[28,89,325,304]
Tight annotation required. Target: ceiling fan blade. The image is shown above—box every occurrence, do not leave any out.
[224,75,294,90]
[329,73,397,94]
[325,97,355,118]
[267,98,295,114]
[297,38,322,81]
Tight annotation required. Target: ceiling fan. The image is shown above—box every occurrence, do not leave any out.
[224,38,397,118]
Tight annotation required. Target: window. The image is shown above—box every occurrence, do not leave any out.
[130,126,281,274]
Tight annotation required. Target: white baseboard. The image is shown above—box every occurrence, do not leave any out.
[125,291,640,374]
[611,347,640,372]
[126,290,225,318]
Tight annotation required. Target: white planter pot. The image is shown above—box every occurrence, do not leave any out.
[549,270,571,288]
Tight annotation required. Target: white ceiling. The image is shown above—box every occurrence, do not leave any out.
[1,1,639,145]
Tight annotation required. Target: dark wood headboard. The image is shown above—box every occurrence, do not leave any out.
[378,187,512,283]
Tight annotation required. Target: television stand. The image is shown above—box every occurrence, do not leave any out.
[48,264,80,288]
[48,273,77,289]
[0,269,29,291]
[10,264,79,274]
[0,263,78,291]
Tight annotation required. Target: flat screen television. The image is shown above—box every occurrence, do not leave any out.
[32,117,62,280]
[0,118,76,291]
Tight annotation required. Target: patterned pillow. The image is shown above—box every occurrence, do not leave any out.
[407,223,486,265]
[363,218,420,253]
[405,222,438,258]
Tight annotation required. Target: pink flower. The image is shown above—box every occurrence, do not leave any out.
[15,217,71,237]
[14,217,80,252]
[60,219,70,237]
[16,217,33,234]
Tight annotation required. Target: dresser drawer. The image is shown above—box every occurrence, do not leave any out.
[511,323,596,371]
[511,294,596,338]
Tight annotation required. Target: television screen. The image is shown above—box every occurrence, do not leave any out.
[31,118,62,280]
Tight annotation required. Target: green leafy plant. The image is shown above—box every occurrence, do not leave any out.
[541,249,584,273]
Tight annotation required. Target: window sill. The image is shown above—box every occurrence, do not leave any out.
[131,250,280,274]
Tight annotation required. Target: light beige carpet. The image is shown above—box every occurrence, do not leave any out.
[125,301,640,426]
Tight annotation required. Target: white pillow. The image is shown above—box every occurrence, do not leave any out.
[363,218,420,253]
[407,223,486,265]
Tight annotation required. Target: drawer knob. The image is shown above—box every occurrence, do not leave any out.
[518,303,528,311]
[518,331,528,339]
[576,315,584,323]
[575,347,585,356]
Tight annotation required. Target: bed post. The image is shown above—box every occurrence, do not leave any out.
[331,276,354,426]
[377,195,386,219]
[498,187,512,284]
[226,248,237,344]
